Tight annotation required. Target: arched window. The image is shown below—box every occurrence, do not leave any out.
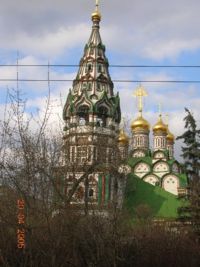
[88,82,92,91]
[88,188,94,197]
[140,136,143,146]
[97,118,103,127]
[163,138,166,147]
[98,49,102,56]
[89,48,94,55]
[137,137,139,146]
[97,83,102,92]
[97,106,108,127]
[77,105,89,124]
[86,63,93,73]
[98,64,102,73]
[79,117,86,125]
[82,82,87,90]
[158,138,160,147]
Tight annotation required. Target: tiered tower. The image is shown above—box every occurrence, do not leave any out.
[62,2,121,203]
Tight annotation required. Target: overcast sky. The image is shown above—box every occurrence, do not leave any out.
[0,0,200,160]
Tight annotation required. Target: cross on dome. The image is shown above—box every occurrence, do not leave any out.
[133,84,148,116]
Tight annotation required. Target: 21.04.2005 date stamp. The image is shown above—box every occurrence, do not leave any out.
[17,199,25,249]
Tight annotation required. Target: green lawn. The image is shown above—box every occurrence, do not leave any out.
[124,174,187,219]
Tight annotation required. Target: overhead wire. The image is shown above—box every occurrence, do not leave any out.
[0,64,200,68]
[0,79,200,83]
[0,64,200,83]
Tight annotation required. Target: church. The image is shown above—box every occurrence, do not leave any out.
[60,2,187,218]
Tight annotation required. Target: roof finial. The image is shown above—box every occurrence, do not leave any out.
[133,84,148,117]
[92,0,101,21]
[95,0,99,12]
[158,103,162,120]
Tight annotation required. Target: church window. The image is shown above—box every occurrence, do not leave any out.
[88,188,94,197]
[77,146,87,163]
[144,175,159,186]
[93,146,97,161]
[89,47,94,55]
[71,146,76,163]
[98,49,102,56]
[97,118,103,127]
[87,146,92,162]
[133,137,136,147]
[88,64,92,72]
[98,64,102,73]
[82,82,87,90]
[88,82,92,91]
[134,163,150,178]
[98,147,107,162]
[98,106,108,127]
[75,186,84,200]
[107,148,112,163]
[98,106,108,115]
[163,175,179,195]
[97,83,102,91]
[157,138,160,147]
[77,105,89,123]
[137,137,140,146]
[86,63,93,73]
[161,138,164,147]
[79,117,86,125]
[140,136,143,146]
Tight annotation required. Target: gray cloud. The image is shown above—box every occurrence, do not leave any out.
[0,0,200,160]
[0,0,200,59]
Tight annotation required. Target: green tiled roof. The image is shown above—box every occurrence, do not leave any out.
[127,156,152,167]
[124,173,187,219]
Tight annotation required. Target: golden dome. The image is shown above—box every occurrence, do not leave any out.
[167,128,175,142]
[118,129,129,145]
[153,115,167,133]
[91,10,101,21]
[131,116,150,132]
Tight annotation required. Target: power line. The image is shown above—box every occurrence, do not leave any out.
[1,79,200,83]
[0,64,200,68]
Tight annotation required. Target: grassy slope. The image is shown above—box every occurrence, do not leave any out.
[124,174,186,219]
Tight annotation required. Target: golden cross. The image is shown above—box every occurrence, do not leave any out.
[133,84,148,115]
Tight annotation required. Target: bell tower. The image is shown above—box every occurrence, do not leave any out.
[62,1,121,204]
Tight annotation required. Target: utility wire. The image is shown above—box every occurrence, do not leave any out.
[1,64,199,83]
[0,64,200,68]
[1,79,200,83]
